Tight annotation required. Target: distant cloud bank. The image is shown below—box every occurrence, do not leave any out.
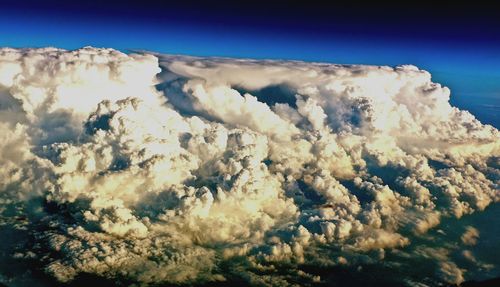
[0,47,498,286]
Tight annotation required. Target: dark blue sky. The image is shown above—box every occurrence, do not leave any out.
[1,0,499,127]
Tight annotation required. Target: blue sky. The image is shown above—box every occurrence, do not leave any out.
[1,0,498,127]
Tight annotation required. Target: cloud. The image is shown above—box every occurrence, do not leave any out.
[0,47,498,286]
[461,226,480,246]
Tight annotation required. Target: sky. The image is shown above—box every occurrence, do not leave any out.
[0,0,499,127]
[0,2,499,286]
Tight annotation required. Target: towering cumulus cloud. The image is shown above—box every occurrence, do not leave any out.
[0,47,498,286]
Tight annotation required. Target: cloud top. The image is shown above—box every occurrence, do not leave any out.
[0,47,498,286]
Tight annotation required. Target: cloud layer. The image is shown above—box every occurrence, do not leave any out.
[0,47,498,286]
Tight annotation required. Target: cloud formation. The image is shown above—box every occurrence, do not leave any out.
[0,47,498,286]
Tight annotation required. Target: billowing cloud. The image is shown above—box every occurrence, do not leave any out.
[0,47,498,286]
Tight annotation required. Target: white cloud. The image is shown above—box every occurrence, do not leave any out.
[0,47,498,286]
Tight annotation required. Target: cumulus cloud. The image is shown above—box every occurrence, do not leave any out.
[461,226,480,246]
[0,47,499,286]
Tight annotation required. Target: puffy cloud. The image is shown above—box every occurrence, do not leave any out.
[461,226,480,246]
[0,47,498,286]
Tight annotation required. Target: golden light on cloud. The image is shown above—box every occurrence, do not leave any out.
[0,47,498,286]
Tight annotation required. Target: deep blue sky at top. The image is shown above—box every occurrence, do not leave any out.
[0,0,499,127]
